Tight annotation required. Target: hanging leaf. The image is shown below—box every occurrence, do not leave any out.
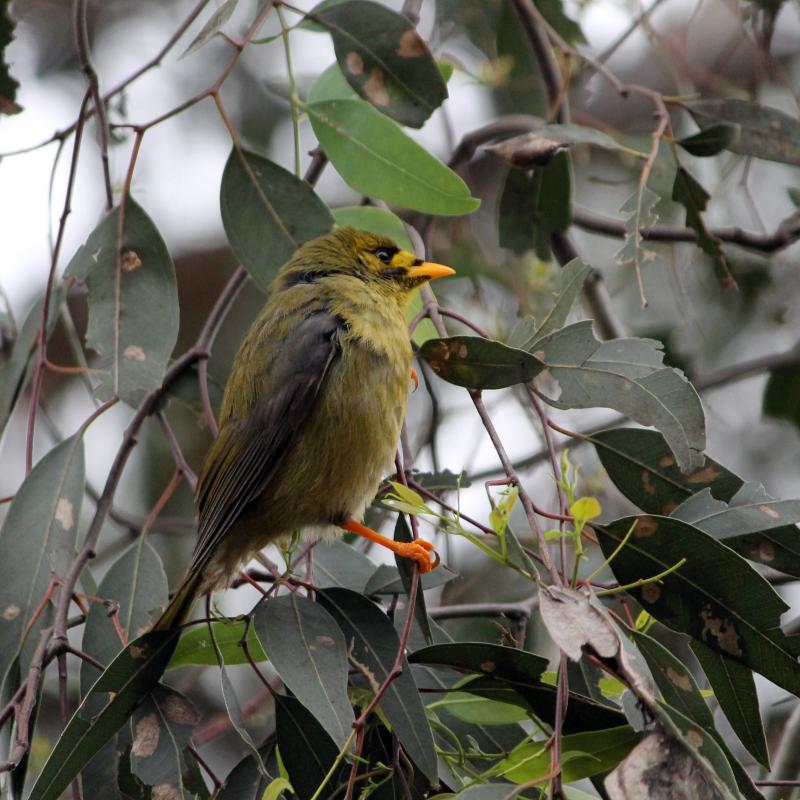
[596,515,800,698]
[317,588,437,781]
[534,322,705,473]
[27,629,182,800]
[420,335,545,389]
[0,435,84,703]
[691,641,769,774]
[182,0,241,57]
[615,186,659,303]
[763,361,800,432]
[686,98,800,166]
[311,0,447,127]
[65,198,179,405]
[305,97,480,215]
[331,205,438,346]
[592,428,800,576]
[130,686,199,797]
[672,167,736,288]
[220,148,334,288]
[677,124,740,157]
[254,594,353,748]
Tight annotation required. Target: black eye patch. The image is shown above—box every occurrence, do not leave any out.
[374,247,398,264]
[380,267,408,279]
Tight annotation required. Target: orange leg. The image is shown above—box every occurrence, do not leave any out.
[409,366,419,392]
[341,518,439,573]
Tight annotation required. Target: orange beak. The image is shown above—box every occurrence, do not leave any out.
[406,261,456,282]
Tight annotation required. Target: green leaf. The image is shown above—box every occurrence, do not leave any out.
[312,539,377,591]
[218,741,277,800]
[306,98,480,215]
[409,642,548,683]
[435,692,530,725]
[631,630,766,799]
[592,427,800,576]
[677,123,740,157]
[596,515,800,698]
[27,629,181,800]
[497,726,639,784]
[691,641,769,772]
[274,693,341,799]
[570,496,601,521]
[526,258,590,348]
[0,435,84,702]
[130,686,199,797]
[168,618,266,668]
[420,335,545,389]
[0,291,61,437]
[220,148,334,288]
[363,562,456,595]
[182,0,240,57]
[312,0,447,127]
[535,322,705,473]
[307,61,358,103]
[686,98,800,166]
[318,588,437,781]
[262,777,293,800]
[254,594,354,748]
[763,360,800,431]
[672,166,735,288]
[0,1,20,115]
[65,198,179,405]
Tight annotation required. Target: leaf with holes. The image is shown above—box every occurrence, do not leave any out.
[254,594,353,747]
[65,198,179,405]
[592,428,800,576]
[615,186,659,297]
[420,335,545,389]
[534,322,705,472]
[312,0,447,127]
[220,148,334,287]
[686,98,800,166]
[596,515,800,698]
[317,587,437,781]
[306,97,480,215]
[0,435,84,705]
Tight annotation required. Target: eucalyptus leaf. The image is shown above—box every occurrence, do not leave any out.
[168,618,266,668]
[677,123,740,157]
[182,0,240,57]
[306,97,480,215]
[312,539,377,591]
[65,199,179,405]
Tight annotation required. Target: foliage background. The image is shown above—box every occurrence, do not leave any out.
[1,0,800,798]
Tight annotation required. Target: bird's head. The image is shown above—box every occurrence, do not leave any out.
[276,227,455,304]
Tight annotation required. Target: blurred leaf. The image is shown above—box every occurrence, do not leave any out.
[402,469,471,491]
[156,364,223,419]
[130,686,199,797]
[312,0,447,127]
[434,692,530,725]
[306,98,480,215]
[677,123,740,157]
[218,741,277,800]
[65,198,179,405]
[410,642,548,683]
[535,322,705,473]
[220,148,334,288]
[420,335,545,389]
[331,205,438,346]
[687,98,800,166]
[307,61,358,103]
[497,726,639,783]
[254,594,354,747]
[631,630,765,799]
[168,618,266,668]
[596,515,800,698]
[364,562,457,595]
[312,539,377,591]
[0,1,20,114]
[763,361,800,431]
[0,291,61,437]
[27,629,181,800]
[592,427,800,576]
[691,641,769,773]
[672,166,735,288]
[274,693,341,800]
[182,0,240,57]
[318,587,437,781]
[80,539,169,799]
[0,435,84,703]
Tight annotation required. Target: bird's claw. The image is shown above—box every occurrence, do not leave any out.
[396,538,439,573]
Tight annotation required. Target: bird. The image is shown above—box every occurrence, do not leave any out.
[153,227,455,630]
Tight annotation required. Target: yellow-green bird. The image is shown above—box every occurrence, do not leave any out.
[154,227,454,630]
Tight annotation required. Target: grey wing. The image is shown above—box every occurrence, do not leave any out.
[190,310,344,572]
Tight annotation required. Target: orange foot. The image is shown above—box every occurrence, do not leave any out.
[341,517,440,573]
[410,366,419,392]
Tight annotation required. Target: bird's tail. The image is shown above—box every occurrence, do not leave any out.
[151,569,205,632]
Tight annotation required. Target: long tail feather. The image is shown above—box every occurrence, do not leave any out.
[151,570,204,631]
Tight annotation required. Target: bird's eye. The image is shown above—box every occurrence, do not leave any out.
[375,248,392,264]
